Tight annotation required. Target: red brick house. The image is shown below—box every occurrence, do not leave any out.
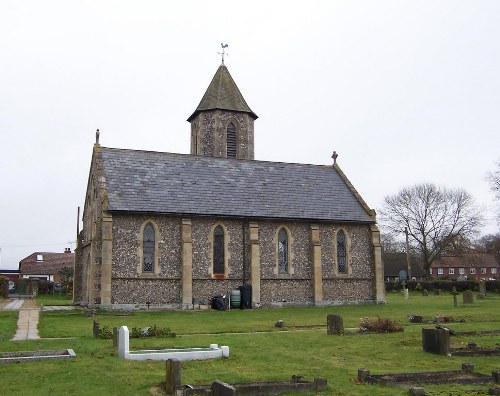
[19,249,74,283]
[429,254,499,280]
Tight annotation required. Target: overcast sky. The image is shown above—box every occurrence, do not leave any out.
[1,1,499,269]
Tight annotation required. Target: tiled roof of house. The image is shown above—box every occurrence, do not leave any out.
[382,252,427,277]
[187,64,257,121]
[431,254,499,268]
[19,252,74,275]
[100,147,375,223]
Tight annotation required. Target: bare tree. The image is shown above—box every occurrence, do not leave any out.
[487,160,500,222]
[379,183,484,272]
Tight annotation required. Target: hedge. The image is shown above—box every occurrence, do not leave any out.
[385,280,499,293]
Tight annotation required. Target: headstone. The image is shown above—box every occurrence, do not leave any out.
[314,378,328,391]
[93,320,100,339]
[117,326,129,358]
[477,293,485,300]
[292,375,304,383]
[492,371,500,384]
[211,380,236,396]
[463,290,474,304]
[327,314,344,335]
[422,328,450,355]
[404,289,409,299]
[479,280,486,297]
[409,387,426,396]
[434,289,441,295]
[358,369,370,383]
[165,359,181,395]
[489,387,500,395]
[113,327,119,349]
[409,315,423,323]
[221,346,230,358]
[451,287,459,307]
[462,363,474,373]
[422,289,428,296]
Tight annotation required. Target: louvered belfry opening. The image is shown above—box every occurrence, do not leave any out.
[227,122,237,158]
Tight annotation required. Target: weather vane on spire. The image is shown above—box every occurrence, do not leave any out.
[219,43,229,64]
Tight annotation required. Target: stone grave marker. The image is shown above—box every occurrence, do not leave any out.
[165,359,181,395]
[211,380,237,396]
[463,290,474,304]
[451,287,459,308]
[327,314,344,335]
[479,280,486,297]
[422,328,450,355]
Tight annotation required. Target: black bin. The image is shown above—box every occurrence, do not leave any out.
[239,284,252,309]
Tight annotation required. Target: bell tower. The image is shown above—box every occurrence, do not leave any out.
[187,64,258,160]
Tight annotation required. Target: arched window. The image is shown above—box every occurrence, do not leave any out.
[337,230,347,273]
[143,223,155,273]
[191,123,197,154]
[213,225,225,275]
[227,122,237,158]
[278,228,288,274]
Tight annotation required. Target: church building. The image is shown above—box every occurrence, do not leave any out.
[73,63,385,309]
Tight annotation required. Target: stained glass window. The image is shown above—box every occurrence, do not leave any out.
[143,223,155,273]
[213,226,225,275]
[227,122,236,158]
[337,230,347,273]
[278,228,288,274]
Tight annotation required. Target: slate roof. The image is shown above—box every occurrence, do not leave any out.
[100,147,374,223]
[19,252,74,275]
[187,64,257,121]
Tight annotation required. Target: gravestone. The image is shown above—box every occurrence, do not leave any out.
[357,369,370,383]
[479,280,486,297]
[404,289,409,299]
[93,320,100,339]
[434,289,441,296]
[113,327,119,349]
[463,290,474,304]
[409,388,426,396]
[165,359,181,395]
[211,380,237,396]
[451,287,459,307]
[422,328,450,355]
[117,326,129,358]
[422,289,428,296]
[327,315,344,335]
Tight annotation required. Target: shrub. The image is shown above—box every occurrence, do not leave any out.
[359,316,403,333]
[99,326,113,339]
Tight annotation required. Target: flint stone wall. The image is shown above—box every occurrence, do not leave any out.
[111,278,181,305]
[81,211,375,307]
[112,215,182,278]
[322,279,375,302]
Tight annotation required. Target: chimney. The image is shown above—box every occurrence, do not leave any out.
[64,248,71,253]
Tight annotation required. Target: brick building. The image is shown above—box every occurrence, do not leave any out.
[73,63,385,309]
[19,249,74,283]
[429,253,499,280]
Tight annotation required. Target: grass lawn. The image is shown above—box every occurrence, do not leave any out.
[35,293,74,306]
[0,292,499,395]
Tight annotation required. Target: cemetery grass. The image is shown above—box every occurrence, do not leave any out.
[35,293,74,306]
[0,293,498,395]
